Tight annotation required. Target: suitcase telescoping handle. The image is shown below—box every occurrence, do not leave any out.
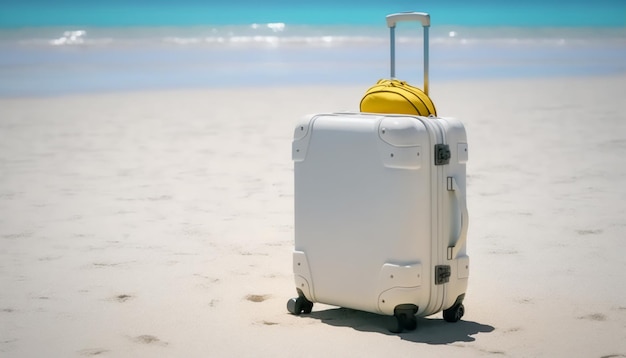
[386,12,430,95]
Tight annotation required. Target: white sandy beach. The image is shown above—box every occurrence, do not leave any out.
[1,75,626,357]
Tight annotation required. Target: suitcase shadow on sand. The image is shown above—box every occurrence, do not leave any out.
[305,308,494,344]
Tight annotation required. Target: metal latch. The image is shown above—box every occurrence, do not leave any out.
[435,265,451,285]
[434,144,450,165]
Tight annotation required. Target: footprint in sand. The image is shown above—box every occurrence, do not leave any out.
[578,313,607,321]
[253,320,279,326]
[78,348,109,356]
[113,294,133,302]
[245,294,271,302]
[133,335,168,346]
[193,274,221,289]
[576,229,603,236]
[503,327,523,334]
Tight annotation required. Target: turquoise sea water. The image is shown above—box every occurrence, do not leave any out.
[0,0,625,96]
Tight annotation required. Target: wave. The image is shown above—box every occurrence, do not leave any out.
[2,23,625,49]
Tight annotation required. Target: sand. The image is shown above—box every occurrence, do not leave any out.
[1,75,626,357]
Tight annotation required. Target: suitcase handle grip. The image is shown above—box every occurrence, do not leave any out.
[386,12,430,28]
[447,177,468,260]
[386,12,430,95]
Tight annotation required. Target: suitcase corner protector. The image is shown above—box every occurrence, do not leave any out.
[293,251,315,301]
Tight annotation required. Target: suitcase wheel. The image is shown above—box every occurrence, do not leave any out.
[390,304,418,333]
[443,303,465,323]
[287,295,313,315]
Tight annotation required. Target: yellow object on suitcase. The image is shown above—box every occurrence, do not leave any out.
[360,12,436,117]
[360,79,437,116]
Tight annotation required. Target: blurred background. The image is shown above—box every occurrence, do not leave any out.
[0,0,625,96]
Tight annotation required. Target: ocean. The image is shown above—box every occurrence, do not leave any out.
[0,0,625,96]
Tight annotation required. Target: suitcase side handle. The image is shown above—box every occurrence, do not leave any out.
[386,12,430,95]
[447,176,468,260]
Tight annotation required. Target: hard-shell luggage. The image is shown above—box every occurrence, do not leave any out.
[287,12,469,333]
[360,12,437,116]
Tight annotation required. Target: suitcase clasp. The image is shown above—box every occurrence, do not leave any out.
[434,144,451,165]
[435,265,451,285]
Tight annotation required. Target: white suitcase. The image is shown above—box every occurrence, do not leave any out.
[287,12,469,333]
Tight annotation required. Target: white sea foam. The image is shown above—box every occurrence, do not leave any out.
[2,24,624,49]
[50,30,86,45]
[267,23,286,32]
